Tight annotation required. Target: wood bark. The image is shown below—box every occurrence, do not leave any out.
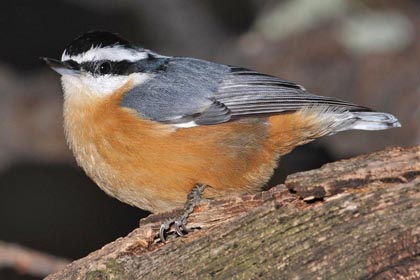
[46,145,420,280]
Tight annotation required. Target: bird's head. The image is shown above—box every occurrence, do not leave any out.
[43,30,168,97]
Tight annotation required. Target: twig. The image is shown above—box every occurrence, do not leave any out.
[0,241,70,278]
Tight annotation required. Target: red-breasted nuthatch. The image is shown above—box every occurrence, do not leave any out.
[43,31,400,241]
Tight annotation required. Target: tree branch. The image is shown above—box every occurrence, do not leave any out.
[0,241,69,278]
[46,145,420,279]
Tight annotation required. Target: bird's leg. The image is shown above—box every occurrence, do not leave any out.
[159,183,207,242]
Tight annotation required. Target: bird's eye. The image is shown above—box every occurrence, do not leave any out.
[98,61,112,75]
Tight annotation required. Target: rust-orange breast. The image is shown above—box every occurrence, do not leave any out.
[62,79,320,212]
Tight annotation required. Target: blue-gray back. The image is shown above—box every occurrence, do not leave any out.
[121,57,369,126]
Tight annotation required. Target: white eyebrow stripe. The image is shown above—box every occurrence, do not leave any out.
[61,45,149,63]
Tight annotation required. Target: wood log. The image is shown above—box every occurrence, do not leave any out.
[46,145,420,279]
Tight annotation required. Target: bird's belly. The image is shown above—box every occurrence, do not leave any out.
[62,87,317,213]
[65,118,281,212]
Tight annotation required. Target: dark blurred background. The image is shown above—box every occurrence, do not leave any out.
[0,1,418,279]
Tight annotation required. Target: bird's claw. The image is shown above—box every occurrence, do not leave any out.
[159,218,188,242]
[174,220,188,236]
[159,221,169,243]
[158,183,207,242]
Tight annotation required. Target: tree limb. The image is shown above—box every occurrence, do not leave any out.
[0,241,69,278]
[46,145,420,279]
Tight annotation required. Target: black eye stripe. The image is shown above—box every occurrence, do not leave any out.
[78,56,169,76]
[66,60,80,70]
[79,61,130,75]
[62,59,80,71]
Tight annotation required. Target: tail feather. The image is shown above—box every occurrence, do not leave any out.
[348,112,401,131]
[299,105,401,137]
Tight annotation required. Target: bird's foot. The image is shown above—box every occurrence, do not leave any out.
[159,183,207,242]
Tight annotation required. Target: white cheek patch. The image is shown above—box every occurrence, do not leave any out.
[81,75,129,95]
[80,72,153,96]
[62,45,149,64]
[61,75,82,99]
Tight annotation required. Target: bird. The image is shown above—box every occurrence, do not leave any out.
[43,30,400,241]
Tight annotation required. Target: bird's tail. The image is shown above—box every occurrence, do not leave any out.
[299,106,401,137]
[341,111,401,131]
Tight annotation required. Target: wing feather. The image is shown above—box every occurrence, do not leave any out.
[210,67,369,120]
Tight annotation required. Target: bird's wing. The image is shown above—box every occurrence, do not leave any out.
[207,67,369,123]
[121,58,369,127]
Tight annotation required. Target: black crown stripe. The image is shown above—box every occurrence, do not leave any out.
[64,30,132,57]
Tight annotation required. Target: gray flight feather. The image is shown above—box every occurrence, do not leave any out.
[120,57,370,126]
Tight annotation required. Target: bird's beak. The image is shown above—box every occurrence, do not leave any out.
[41,57,80,76]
